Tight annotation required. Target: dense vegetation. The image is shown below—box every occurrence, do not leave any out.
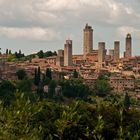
[5,49,57,62]
[0,71,140,139]
[0,91,140,139]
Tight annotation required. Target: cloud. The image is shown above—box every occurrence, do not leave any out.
[45,0,140,26]
[0,0,139,27]
[0,0,139,55]
[0,26,61,41]
[117,26,140,39]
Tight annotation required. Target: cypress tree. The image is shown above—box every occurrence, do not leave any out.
[38,67,41,83]
[46,68,52,80]
[34,68,38,86]
[6,49,8,55]
[124,92,130,110]
[9,50,12,54]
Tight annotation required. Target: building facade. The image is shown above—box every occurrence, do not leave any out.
[109,76,135,92]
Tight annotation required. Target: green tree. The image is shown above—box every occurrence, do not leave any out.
[44,51,52,57]
[55,101,82,139]
[53,51,57,56]
[94,79,112,97]
[34,68,38,86]
[38,67,41,83]
[43,77,51,85]
[34,67,41,86]
[46,68,52,80]
[48,80,56,97]
[16,69,27,80]
[16,79,36,101]
[37,50,44,58]
[19,49,21,55]
[61,79,90,98]
[98,72,111,80]
[9,50,12,54]
[17,79,32,93]
[124,92,130,110]
[15,50,24,59]
[0,80,16,105]
[6,49,8,55]
[73,69,78,78]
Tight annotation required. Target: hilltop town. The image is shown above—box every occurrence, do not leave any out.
[0,24,140,97]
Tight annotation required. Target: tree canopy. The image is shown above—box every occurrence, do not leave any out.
[16,69,27,80]
[61,79,90,98]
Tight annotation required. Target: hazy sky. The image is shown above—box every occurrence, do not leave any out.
[0,0,139,56]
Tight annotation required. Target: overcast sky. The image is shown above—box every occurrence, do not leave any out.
[0,0,139,56]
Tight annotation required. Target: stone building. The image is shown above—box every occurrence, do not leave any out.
[124,33,132,58]
[109,76,135,92]
[56,49,64,67]
[114,41,120,61]
[64,39,73,66]
[72,55,84,65]
[56,56,64,67]
[58,49,64,56]
[98,42,106,68]
[83,24,93,59]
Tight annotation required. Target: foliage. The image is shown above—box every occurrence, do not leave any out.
[0,92,139,139]
[73,69,78,78]
[43,77,51,86]
[98,72,111,80]
[37,50,44,58]
[6,49,12,55]
[16,79,32,93]
[46,68,52,80]
[7,54,17,62]
[15,50,24,59]
[6,49,8,55]
[34,67,41,86]
[48,80,57,98]
[0,80,16,105]
[124,92,130,110]
[94,79,112,97]
[44,51,57,58]
[16,69,27,80]
[37,50,57,58]
[61,79,90,98]
[0,77,140,139]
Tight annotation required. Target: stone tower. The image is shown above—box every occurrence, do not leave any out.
[64,39,73,66]
[83,24,93,59]
[125,33,132,58]
[98,42,106,68]
[56,49,64,67]
[114,41,120,61]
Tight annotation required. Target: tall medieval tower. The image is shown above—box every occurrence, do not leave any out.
[83,24,93,59]
[64,39,73,66]
[124,33,132,58]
